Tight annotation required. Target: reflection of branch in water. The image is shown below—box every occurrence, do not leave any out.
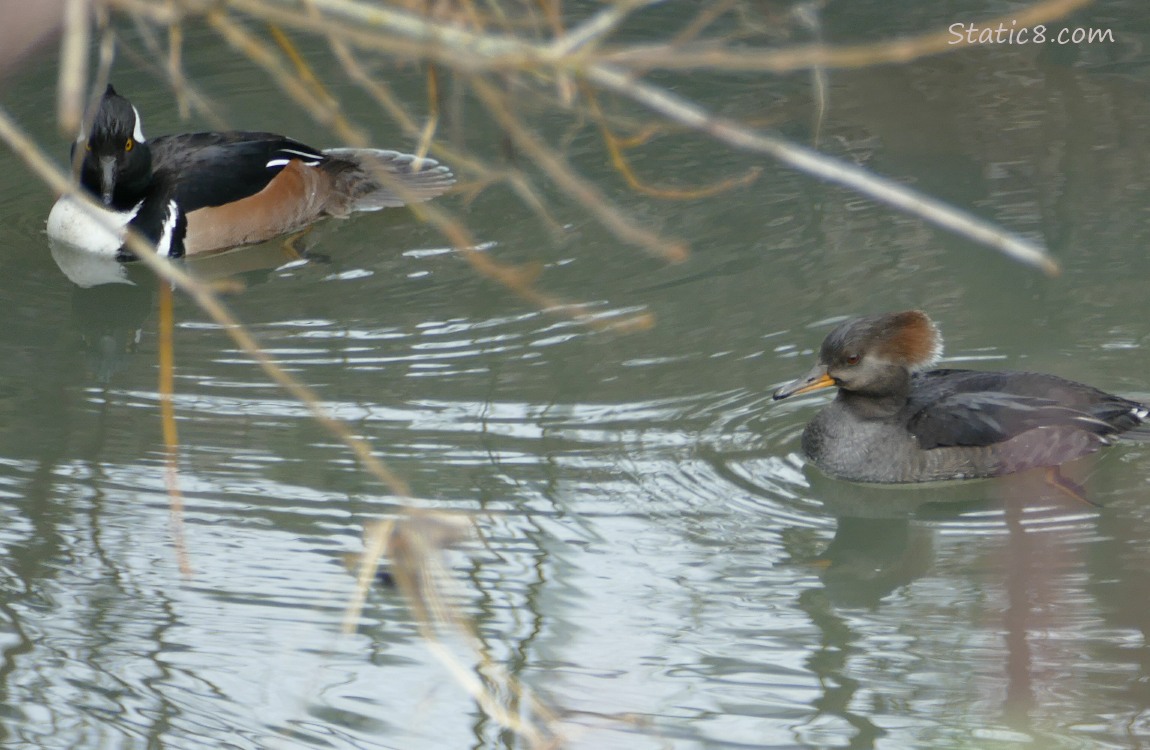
[795,585,884,747]
[349,512,565,748]
[157,282,192,576]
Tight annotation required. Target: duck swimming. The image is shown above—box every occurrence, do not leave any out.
[772,311,1149,483]
[47,85,455,260]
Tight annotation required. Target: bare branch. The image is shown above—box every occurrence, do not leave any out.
[173,0,1069,272]
[471,74,689,264]
[604,0,1093,72]
[583,64,1060,274]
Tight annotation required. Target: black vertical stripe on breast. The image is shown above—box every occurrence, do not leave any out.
[121,191,187,259]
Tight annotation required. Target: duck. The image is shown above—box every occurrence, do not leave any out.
[47,85,455,260]
[772,310,1149,483]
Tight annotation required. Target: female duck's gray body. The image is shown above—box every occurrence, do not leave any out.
[773,311,1148,483]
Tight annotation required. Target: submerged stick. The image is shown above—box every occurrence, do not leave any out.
[158,281,193,576]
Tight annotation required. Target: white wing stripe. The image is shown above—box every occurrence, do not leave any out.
[266,154,323,169]
[278,148,322,160]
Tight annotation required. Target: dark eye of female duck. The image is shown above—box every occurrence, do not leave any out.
[845,353,861,366]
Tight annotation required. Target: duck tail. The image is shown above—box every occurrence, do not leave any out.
[323,148,455,212]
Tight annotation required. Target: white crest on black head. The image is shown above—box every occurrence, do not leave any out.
[131,105,146,143]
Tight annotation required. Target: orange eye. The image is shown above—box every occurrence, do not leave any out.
[124,138,134,151]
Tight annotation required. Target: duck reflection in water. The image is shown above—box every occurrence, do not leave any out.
[51,237,323,384]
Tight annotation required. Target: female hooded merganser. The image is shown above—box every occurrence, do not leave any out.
[47,85,455,260]
[772,310,1149,483]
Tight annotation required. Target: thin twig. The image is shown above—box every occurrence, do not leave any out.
[583,63,1060,274]
[206,8,371,144]
[415,63,439,163]
[169,0,1070,271]
[206,0,1090,75]
[57,0,91,135]
[167,18,191,118]
[327,36,562,229]
[548,0,652,57]
[585,86,761,200]
[471,74,689,263]
[603,0,1093,71]
[116,20,228,128]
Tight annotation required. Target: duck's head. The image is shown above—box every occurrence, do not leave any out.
[773,310,943,400]
[75,85,152,209]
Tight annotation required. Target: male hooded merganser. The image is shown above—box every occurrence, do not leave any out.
[772,310,1149,483]
[47,85,455,260]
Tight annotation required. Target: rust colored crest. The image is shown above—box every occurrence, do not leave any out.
[874,310,943,370]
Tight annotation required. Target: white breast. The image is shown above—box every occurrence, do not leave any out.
[47,195,139,257]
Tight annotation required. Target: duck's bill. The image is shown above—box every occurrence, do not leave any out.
[773,365,835,400]
[99,156,117,205]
